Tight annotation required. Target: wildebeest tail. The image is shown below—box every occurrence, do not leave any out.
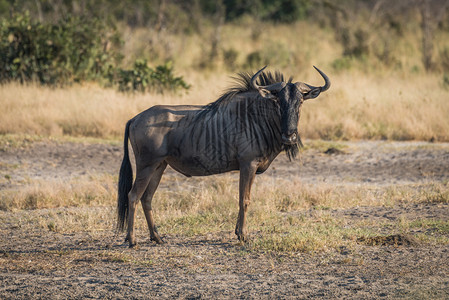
[117,120,133,232]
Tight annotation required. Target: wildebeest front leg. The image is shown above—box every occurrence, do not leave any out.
[141,161,167,244]
[126,164,159,248]
[235,162,257,242]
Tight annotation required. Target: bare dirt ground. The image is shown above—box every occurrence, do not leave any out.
[1,139,448,299]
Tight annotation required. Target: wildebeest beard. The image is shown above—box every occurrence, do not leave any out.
[283,135,302,161]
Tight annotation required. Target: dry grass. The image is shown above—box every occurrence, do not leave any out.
[302,71,449,141]
[5,173,447,217]
[1,21,449,141]
[0,71,228,138]
[1,70,448,141]
[0,175,116,211]
[2,135,447,213]
[2,170,448,253]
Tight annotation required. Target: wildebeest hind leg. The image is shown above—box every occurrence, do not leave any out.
[127,163,160,248]
[141,161,167,244]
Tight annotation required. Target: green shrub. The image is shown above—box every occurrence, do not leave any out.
[222,48,239,70]
[443,73,449,89]
[222,0,310,23]
[245,42,292,69]
[331,57,352,72]
[0,12,121,85]
[0,12,189,94]
[440,47,449,72]
[114,60,190,93]
[262,42,292,68]
[246,51,263,68]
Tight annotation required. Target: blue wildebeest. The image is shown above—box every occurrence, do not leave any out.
[117,66,330,247]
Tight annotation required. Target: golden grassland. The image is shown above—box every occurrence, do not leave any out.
[1,70,448,141]
[1,21,449,254]
[2,21,449,141]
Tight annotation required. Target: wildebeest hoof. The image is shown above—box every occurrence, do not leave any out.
[237,234,247,243]
[151,236,164,244]
[126,235,137,248]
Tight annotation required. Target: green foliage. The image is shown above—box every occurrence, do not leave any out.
[0,12,189,93]
[0,0,312,27]
[260,0,311,23]
[440,47,449,72]
[443,73,449,89]
[339,27,370,58]
[1,1,448,88]
[222,48,239,70]
[246,51,263,68]
[331,57,353,72]
[245,42,292,68]
[113,60,190,93]
[221,0,310,22]
[0,12,121,85]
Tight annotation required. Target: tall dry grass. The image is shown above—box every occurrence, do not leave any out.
[301,71,449,141]
[1,69,448,141]
[0,82,187,137]
[2,20,449,141]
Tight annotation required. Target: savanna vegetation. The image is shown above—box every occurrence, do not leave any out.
[1,0,449,260]
[1,0,449,141]
[2,163,448,252]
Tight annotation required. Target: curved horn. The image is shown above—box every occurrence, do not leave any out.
[313,66,330,92]
[251,66,267,91]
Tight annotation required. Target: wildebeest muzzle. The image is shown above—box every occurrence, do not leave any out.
[281,132,298,145]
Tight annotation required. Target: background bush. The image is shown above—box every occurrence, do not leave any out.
[0,12,121,85]
[1,1,449,92]
[113,60,190,93]
[0,11,190,93]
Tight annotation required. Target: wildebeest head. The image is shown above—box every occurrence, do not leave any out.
[251,66,330,145]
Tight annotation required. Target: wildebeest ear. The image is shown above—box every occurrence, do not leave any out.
[303,87,321,100]
[258,88,277,101]
[296,66,330,100]
[296,82,321,101]
[257,82,285,101]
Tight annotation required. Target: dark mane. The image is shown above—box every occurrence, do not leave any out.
[196,70,293,120]
[227,69,293,95]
